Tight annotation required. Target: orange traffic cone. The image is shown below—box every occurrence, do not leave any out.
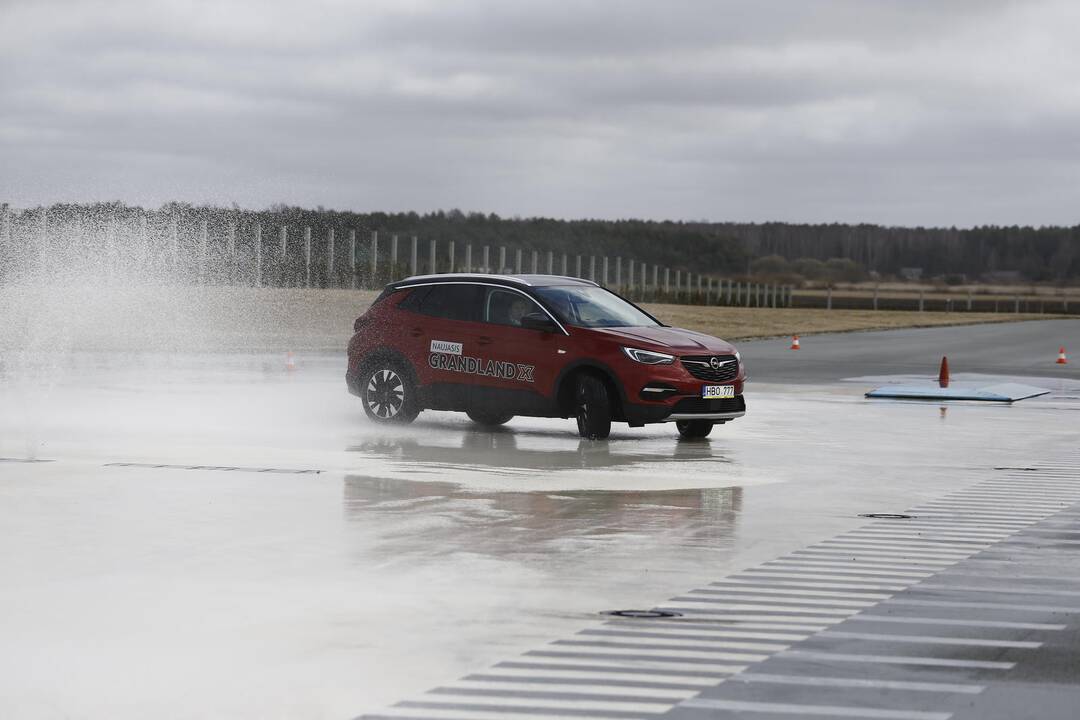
[790,335,800,350]
[285,351,297,371]
[1057,347,1068,365]
[938,356,950,388]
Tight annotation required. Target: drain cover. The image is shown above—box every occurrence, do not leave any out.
[605,610,683,619]
[859,513,915,520]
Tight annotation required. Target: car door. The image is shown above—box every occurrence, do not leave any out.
[477,286,562,408]
[405,283,489,399]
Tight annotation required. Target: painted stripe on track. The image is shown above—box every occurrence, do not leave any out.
[731,672,984,694]
[678,697,952,720]
[778,649,1015,670]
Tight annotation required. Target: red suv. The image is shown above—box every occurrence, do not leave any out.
[346,274,746,439]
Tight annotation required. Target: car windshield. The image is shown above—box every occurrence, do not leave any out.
[534,286,660,328]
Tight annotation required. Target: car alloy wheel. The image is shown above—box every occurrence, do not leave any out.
[365,368,406,420]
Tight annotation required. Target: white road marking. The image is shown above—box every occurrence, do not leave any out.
[886,598,1080,613]
[697,585,893,600]
[725,575,909,591]
[793,550,958,565]
[678,697,953,719]
[915,583,1080,598]
[590,626,809,642]
[779,649,1015,669]
[672,593,878,608]
[819,630,1042,648]
[527,649,752,672]
[762,561,935,577]
[435,680,697,700]
[848,614,1067,630]
[732,672,984,694]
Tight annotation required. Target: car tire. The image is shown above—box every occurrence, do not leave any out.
[575,374,612,440]
[359,361,420,424]
[676,420,714,439]
[466,410,514,427]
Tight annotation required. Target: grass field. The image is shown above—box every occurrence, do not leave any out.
[0,285,1061,353]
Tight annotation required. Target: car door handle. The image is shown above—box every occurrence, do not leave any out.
[477,336,494,345]
[410,326,424,337]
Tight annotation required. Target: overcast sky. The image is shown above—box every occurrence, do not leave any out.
[2,0,1078,226]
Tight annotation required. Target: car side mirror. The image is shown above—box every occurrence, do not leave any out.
[520,312,557,333]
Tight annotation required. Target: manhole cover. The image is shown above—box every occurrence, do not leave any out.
[859,513,915,520]
[605,610,683,619]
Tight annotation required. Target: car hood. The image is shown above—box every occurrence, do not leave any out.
[590,325,736,354]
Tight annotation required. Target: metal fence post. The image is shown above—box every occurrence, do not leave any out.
[327,228,335,287]
[967,289,973,311]
[349,229,357,289]
[410,235,418,276]
[602,256,609,286]
[1014,295,1020,313]
[664,268,670,295]
[918,289,924,312]
[429,238,437,274]
[674,270,681,301]
[615,256,622,288]
[561,253,568,276]
[254,222,263,287]
[827,286,833,310]
[546,250,553,275]
[589,256,596,282]
[226,220,236,282]
[499,246,507,273]
[448,240,455,273]
[627,259,635,296]
[370,231,378,287]
[390,234,398,279]
[0,206,9,278]
[465,244,472,273]
[200,218,209,284]
[531,249,538,274]
[303,226,312,287]
[483,245,490,272]
[873,284,879,311]
[576,255,582,278]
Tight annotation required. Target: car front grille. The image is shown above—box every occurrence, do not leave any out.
[672,396,746,414]
[680,354,739,382]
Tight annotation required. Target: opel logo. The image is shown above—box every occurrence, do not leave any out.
[710,356,729,370]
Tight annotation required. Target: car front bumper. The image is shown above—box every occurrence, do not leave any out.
[622,394,746,425]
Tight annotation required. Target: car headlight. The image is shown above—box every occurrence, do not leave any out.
[622,347,675,365]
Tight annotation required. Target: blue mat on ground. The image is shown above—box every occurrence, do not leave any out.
[865,382,1051,402]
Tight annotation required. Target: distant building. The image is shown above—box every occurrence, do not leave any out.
[899,267,923,281]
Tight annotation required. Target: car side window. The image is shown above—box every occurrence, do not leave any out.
[396,286,430,312]
[484,288,544,328]
[416,284,483,322]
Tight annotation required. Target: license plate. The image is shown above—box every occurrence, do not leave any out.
[702,385,735,399]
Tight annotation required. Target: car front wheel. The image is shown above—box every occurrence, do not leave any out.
[575,374,612,440]
[360,363,419,424]
[676,419,714,439]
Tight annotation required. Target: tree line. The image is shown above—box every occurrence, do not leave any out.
[2,202,1078,284]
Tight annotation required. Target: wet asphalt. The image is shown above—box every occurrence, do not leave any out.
[1,318,1079,719]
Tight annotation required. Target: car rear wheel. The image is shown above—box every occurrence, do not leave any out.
[360,363,419,424]
[575,374,612,440]
[676,419,714,439]
[466,410,514,427]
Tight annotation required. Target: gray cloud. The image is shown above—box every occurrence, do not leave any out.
[1,0,1078,226]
